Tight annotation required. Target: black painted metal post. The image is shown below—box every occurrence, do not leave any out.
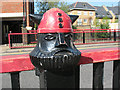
[109,29,112,40]
[75,66,80,89]
[83,31,85,43]
[45,67,80,89]
[39,70,47,89]
[113,60,120,90]
[114,30,116,41]
[10,72,20,90]
[93,62,104,90]
[35,67,80,89]
[27,33,30,44]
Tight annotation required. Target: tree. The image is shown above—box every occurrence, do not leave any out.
[96,23,110,38]
[35,0,69,14]
[92,16,110,38]
[96,19,110,38]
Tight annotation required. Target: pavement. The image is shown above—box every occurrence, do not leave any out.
[0,42,119,56]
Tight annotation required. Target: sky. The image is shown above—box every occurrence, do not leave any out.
[62,0,120,6]
[35,0,120,6]
[34,0,120,13]
[68,2,118,7]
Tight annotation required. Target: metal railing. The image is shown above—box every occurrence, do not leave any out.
[1,48,120,89]
[8,29,120,48]
[8,32,37,48]
[7,61,120,89]
[73,29,120,44]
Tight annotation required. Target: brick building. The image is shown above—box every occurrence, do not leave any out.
[0,0,34,44]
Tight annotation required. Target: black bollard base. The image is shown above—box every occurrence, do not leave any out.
[37,66,80,89]
[46,71,75,88]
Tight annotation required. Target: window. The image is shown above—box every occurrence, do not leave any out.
[84,12,87,15]
[89,12,93,16]
[84,19,87,23]
[77,11,81,15]
[77,19,82,25]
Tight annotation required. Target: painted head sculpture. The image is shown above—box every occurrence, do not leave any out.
[29,8,81,72]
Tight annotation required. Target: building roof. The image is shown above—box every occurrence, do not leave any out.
[95,6,113,19]
[107,6,119,19]
[69,2,119,19]
[69,2,96,11]
[107,6,118,15]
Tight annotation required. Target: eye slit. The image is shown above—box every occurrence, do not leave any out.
[44,35,56,41]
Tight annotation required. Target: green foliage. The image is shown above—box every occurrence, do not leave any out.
[58,2,70,13]
[115,19,118,23]
[36,0,69,14]
[100,23,109,29]
[93,16,110,38]
[103,16,110,19]
[95,23,110,38]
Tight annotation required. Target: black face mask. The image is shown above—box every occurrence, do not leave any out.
[30,33,81,72]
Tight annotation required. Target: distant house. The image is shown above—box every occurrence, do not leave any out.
[68,2,96,29]
[0,0,34,44]
[95,6,113,23]
[95,5,118,23]
[68,2,119,29]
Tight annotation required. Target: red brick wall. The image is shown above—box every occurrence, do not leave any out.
[2,2,23,13]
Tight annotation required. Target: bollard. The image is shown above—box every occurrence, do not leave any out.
[29,8,81,89]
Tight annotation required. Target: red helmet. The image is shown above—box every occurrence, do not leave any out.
[29,8,79,33]
[37,8,72,33]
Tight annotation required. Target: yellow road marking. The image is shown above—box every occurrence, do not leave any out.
[77,44,118,50]
[1,52,30,56]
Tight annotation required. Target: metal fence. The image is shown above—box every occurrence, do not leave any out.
[73,29,120,44]
[8,29,120,48]
[2,53,120,89]
[8,32,37,48]
[2,32,120,89]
